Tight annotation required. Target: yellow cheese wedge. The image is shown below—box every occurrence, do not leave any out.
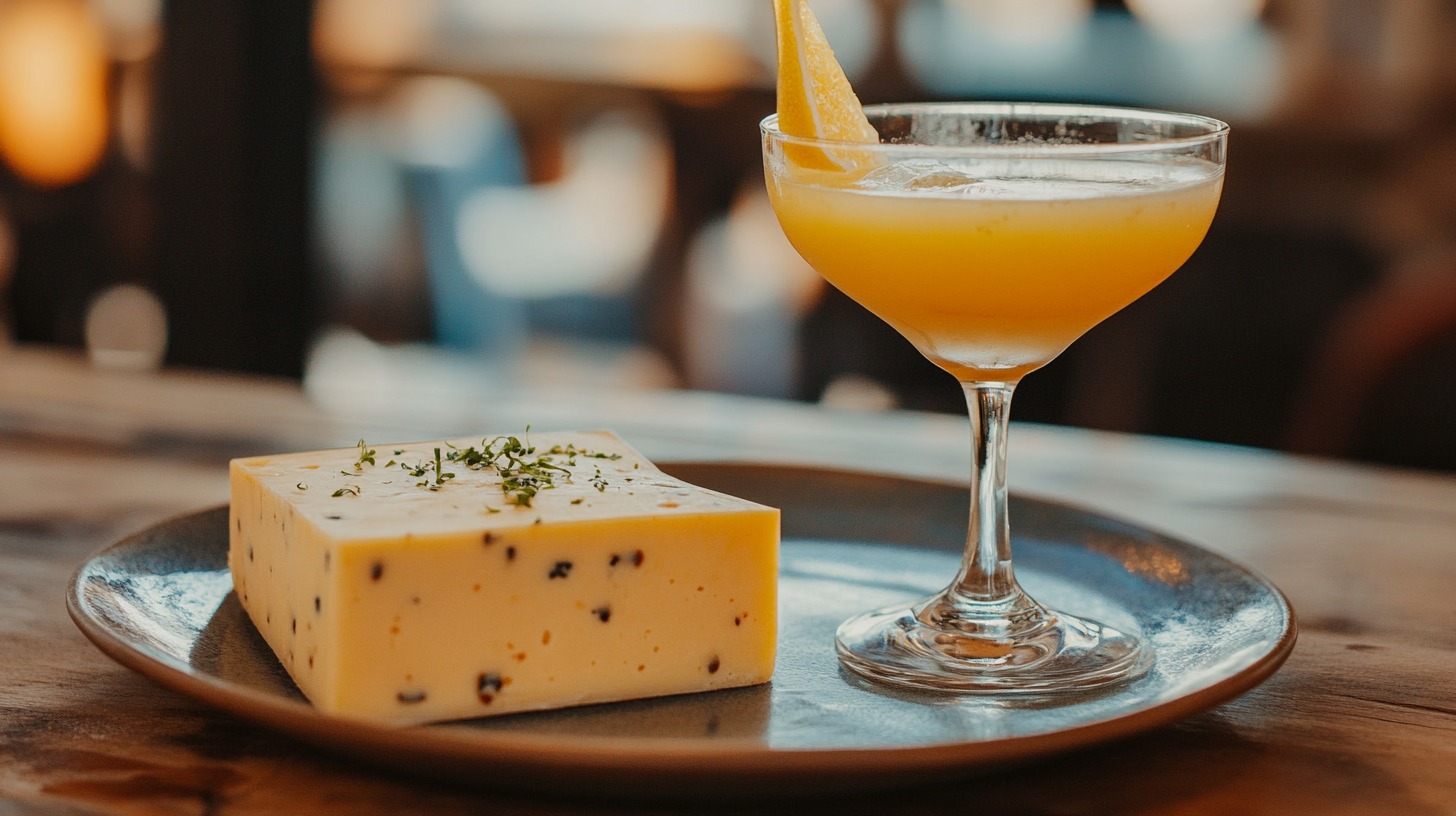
[228,431,779,724]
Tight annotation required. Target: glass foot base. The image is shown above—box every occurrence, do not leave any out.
[835,602,1152,694]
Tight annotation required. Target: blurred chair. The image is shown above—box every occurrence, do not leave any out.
[1284,130,1456,470]
[387,77,530,355]
[452,106,670,349]
[681,184,822,399]
[1285,246,1456,469]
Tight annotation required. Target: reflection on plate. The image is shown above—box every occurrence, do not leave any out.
[68,464,1295,798]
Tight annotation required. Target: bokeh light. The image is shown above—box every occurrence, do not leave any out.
[0,0,109,188]
[84,283,168,371]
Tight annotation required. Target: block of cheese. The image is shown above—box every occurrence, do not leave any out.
[228,430,779,724]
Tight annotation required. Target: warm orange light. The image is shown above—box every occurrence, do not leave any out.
[0,0,110,187]
[312,0,431,70]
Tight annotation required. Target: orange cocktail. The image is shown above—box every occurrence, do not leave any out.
[768,152,1222,381]
[765,0,1228,694]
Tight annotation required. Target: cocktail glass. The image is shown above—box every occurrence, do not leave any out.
[762,103,1228,693]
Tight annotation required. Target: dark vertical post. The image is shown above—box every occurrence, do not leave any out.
[151,0,316,377]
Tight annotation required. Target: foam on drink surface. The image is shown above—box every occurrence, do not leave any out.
[852,158,1220,200]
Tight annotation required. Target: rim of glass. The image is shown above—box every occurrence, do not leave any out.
[761,102,1229,157]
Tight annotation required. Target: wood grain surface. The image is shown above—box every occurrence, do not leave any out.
[2,346,1454,815]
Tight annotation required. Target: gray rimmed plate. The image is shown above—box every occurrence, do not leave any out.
[68,463,1295,799]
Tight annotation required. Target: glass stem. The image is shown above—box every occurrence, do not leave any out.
[959,380,1018,602]
[917,380,1045,635]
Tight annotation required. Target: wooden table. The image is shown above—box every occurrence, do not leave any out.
[3,345,1454,815]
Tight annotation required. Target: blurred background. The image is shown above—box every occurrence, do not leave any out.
[1,0,1454,470]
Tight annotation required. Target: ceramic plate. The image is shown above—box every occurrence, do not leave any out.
[69,464,1295,798]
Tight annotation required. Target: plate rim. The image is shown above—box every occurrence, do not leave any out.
[66,461,1298,790]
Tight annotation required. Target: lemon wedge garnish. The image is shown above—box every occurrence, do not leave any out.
[773,0,879,171]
